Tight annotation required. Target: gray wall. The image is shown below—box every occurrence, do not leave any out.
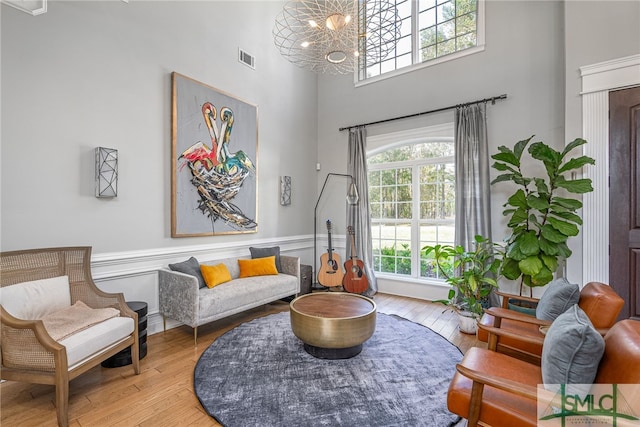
[316,0,566,294]
[1,0,317,254]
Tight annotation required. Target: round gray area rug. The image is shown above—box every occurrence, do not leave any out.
[194,311,462,427]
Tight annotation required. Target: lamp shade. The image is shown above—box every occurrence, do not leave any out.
[347,182,359,205]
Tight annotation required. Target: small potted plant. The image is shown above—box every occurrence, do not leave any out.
[422,235,502,334]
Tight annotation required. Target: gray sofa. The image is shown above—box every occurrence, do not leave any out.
[159,255,300,343]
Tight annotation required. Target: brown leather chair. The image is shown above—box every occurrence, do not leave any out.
[448,319,640,427]
[477,281,624,364]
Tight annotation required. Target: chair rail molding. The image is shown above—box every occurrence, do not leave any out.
[580,54,640,284]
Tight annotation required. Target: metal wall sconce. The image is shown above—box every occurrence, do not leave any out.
[313,173,359,286]
[95,147,118,198]
[280,176,292,206]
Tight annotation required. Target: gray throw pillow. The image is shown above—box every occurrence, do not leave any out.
[169,257,206,289]
[536,277,580,321]
[249,246,282,273]
[541,304,605,386]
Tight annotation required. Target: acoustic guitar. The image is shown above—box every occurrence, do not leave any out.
[342,226,369,293]
[317,220,344,287]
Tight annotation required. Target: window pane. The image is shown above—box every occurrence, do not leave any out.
[456,12,476,36]
[420,0,437,11]
[437,38,456,55]
[456,0,477,15]
[437,19,455,41]
[420,26,436,48]
[396,35,412,56]
[437,1,455,22]
[419,8,436,29]
[421,45,437,61]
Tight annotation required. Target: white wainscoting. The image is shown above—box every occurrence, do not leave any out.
[91,235,314,336]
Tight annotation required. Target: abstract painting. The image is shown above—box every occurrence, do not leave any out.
[172,72,258,237]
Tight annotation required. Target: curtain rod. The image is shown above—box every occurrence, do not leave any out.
[338,93,508,132]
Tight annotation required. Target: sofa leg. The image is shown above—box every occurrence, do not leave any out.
[194,326,198,346]
[163,316,166,332]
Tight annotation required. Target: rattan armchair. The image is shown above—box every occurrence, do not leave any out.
[0,247,140,427]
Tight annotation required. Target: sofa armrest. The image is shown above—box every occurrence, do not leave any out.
[158,269,200,328]
[280,256,301,293]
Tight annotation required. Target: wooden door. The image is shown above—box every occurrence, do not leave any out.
[609,86,640,320]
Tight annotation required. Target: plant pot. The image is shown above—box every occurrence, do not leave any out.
[507,298,537,316]
[457,311,479,335]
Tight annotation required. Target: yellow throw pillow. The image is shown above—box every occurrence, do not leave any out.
[200,263,232,288]
[238,256,278,278]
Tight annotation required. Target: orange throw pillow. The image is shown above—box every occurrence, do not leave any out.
[238,256,278,278]
[200,263,232,288]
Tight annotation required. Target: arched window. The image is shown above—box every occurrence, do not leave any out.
[367,127,454,280]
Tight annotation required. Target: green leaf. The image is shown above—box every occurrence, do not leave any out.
[541,224,567,243]
[527,195,550,210]
[534,178,549,196]
[540,254,558,272]
[556,178,594,194]
[550,211,583,225]
[507,189,528,209]
[517,231,540,256]
[556,242,573,258]
[491,173,516,185]
[507,209,528,227]
[513,136,534,160]
[552,197,583,210]
[529,142,561,167]
[506,240,526,261]
[538,236,560,255]
[501,258,522,280]
[558,156,596,173]
[493,162,517,172]
[530,266,553,287]
[548,217,579,236]
[492,152,520,167]
[561,138,587,158]
[519,256,543,276]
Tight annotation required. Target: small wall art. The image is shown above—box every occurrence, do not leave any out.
[280,176,291,206]
[171,72,258,237]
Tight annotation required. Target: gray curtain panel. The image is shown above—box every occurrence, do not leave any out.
[454,103,498,306]
[454,103,492,248]
[347,126,378,297]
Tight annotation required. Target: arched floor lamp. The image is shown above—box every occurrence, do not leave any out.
[313,173,359,289]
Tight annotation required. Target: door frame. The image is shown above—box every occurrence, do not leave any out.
[581,54,640,284]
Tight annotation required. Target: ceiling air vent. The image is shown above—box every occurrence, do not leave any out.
[238,49,255,70]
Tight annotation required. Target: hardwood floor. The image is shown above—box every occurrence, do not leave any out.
[1,293,483,427]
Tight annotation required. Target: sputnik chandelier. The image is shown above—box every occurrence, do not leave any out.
[273,0,400,74]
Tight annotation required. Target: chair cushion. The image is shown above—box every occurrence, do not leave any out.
[541,304,605,386]
[60,316,134,369]
[0,275,71,319]
[169,257,207,289]
[249,246,282,272]
[535,278,580,321]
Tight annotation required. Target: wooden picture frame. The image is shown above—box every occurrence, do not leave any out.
[171,72,258,237]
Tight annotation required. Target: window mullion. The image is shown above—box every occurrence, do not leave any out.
[412,0,419,66]
[411,164,421,278]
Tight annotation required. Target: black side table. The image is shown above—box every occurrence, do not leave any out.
[102,301,148,368]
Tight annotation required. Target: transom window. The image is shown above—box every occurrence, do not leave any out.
[359,0,482,82]
[368,138,455,280]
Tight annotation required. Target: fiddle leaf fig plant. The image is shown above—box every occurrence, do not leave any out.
[491,136,595,289]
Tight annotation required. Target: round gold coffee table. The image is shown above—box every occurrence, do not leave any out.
[290,293,376,359]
